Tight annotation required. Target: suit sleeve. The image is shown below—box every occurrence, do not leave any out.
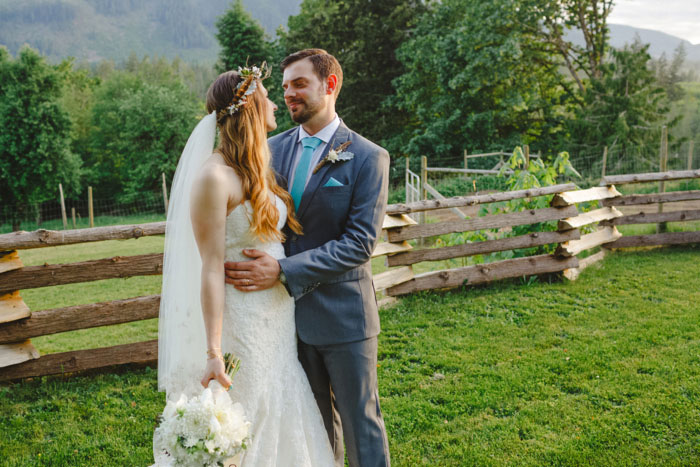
[278,149,390,299]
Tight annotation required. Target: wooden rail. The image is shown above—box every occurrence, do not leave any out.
[605,231,700,249]
[387,255,578,296]
[601,170,700,186]
[0,340,157,382]
[1,172,699,381]
[601,191,700,206]
[551,186,621,206]
[0,222,165,250]
[602,209,700,226]
[385,183,577,215]
[387,230,579,267]
[387,206,577,242]
[426,167,513,175]
[0,254,163,295]
[0,295,160,344]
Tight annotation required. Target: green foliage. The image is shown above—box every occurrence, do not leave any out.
[650,42,689,102]
[391,0,566,163]
[282,0,427,147]
[568,40,671,159]
[111,84,201,201]
[85,71,143,196]
[0,46,81,229]
[57,60,100,166]
[266,35,295,135]
[86,56,202,201]
[215,0,271,73]
[484,147,582,256]
[497,147,581,192]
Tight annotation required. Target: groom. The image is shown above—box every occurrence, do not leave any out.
[224,48,391,466]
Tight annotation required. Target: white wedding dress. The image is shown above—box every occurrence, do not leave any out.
[218,196,334,466]
[154,112,333,466]
[153,196,334,467]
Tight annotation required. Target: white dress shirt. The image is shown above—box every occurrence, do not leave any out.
[288,114,341,190]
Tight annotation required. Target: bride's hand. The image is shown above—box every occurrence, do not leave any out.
[201,357,232,389]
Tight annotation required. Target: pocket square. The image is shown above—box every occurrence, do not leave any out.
[323,177,344,187]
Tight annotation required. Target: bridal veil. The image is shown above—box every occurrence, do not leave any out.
[157,112,216,397]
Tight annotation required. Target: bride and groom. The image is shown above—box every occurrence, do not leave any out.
[156,49,390,466]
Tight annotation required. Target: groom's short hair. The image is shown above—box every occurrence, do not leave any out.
[281,48,343,98]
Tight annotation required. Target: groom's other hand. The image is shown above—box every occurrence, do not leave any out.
[224,249,280,292]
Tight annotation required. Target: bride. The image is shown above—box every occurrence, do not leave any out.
[154,65,335,466]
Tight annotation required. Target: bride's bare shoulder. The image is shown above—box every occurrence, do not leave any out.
[191,153,243,208]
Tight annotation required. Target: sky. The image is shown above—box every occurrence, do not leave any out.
[609,0,700,44]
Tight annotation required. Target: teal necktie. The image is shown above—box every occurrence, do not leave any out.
[290,136,322,211]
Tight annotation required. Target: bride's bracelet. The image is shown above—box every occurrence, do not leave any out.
[206,347,223,360]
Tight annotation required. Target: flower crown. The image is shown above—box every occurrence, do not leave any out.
[217,63,270,122]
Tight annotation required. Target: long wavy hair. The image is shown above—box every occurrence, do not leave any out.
[206,70,302,242]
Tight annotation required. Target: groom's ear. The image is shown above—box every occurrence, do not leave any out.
[325,74,338,96]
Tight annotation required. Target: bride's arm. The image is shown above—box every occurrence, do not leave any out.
[190,162,239,389]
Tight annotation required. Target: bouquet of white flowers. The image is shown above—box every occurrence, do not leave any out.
[153,354,250,467]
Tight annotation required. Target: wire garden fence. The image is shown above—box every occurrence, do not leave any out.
[403,132,697,198]
[1,191,167,234]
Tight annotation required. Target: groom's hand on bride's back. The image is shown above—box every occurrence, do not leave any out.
[224,249,281,292]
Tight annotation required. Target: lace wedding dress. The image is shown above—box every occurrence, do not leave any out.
[153,195,334,466]
[215,196,334,466]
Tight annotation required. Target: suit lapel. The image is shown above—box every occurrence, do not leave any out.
[273,127,300,191]
[296,122,351,219]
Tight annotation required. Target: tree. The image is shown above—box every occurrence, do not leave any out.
[87,70,144,197]
[57,59,100,171]
[215,0,271,73]
[567,40,669,158]
[282,0,427,148]
[526,0,614,98]
[391,0,566,164]
[0,46,81,230]
[87,56,202,200]
[652,42,687,102]
[112,84,201,200]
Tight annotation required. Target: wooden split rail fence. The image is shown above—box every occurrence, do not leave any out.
[2,170,700,382]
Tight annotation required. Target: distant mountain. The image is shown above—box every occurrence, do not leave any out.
[566,23,700,62]
[2,2,699,67]
[0,0,302,64]
[608,24,700,61]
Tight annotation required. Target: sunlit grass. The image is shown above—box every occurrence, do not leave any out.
[2,246,699,465]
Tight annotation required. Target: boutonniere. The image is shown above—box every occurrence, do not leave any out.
[313,141,354,174]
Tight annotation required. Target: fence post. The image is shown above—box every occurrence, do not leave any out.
[463,150,468,171]
[161,173,169,214]
[657,126,668,234]
[420,156,428,246]
[58,183,68,230]
[601,146,608,179]
[71,207,76,229]
[88,186,94,228]
[404,157,409,205]
[688,141,694,170]
[524,145,530,170]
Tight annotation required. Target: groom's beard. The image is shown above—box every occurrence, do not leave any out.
[287,97,322,124]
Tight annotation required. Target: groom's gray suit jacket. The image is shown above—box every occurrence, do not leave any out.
[270,121,390,346]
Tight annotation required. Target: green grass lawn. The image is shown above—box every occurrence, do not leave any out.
[1,240,699,465]
[0,213,167,235]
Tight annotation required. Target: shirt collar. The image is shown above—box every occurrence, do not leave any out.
[297,114,340,144]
